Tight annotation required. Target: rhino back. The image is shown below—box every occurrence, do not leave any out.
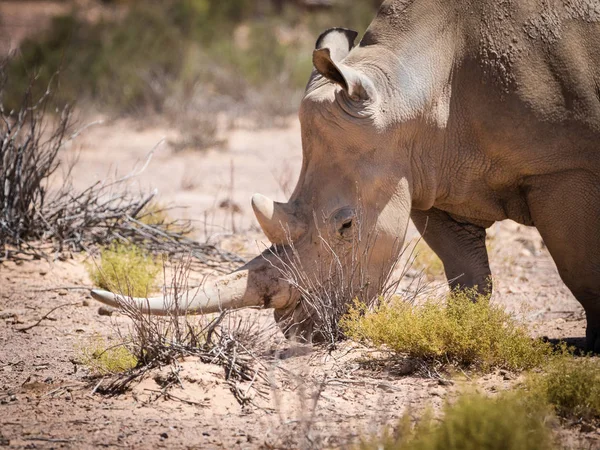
[469,0,600,123]
[361,0,600,223]
[453,0,600,177]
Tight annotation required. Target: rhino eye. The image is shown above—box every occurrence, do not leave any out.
[331,207,356,237]
[340,219,353,230]
[338,218,354,237]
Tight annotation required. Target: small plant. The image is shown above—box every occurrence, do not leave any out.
[0,59,72,257]
[93,258,274,401]
[341,290,553,371]
[361,390,556,450]
[137,201,170,227]
[412,240,444,280]
[527,356,600,422]
[137,201,195,237]
[168,115,226,153]
[79,335,138,376]
[87,243,161,297]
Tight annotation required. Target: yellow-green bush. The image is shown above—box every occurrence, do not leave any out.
[341,291,552,371]
[138,201,170,227]
[79,335,138,375]
[137,201,193,235]
[87,243,160,297]
[361,391,555,450]
[527,356,600,422]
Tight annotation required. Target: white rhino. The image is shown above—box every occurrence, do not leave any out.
[93,0,600,351]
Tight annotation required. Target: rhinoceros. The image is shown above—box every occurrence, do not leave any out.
[92,0,600,351]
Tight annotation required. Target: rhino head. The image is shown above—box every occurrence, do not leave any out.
[92,28,414,342]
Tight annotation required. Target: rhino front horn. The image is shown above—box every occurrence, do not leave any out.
[91,253,294,315]
[251,193,305,244]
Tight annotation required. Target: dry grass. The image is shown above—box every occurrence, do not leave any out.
[168,114,227,153]
[78,335,138,376]
[270,207,411,346]
[360,390,556,450]
[91,257,275,404]
[0,61,72,259]
[341,290,553,372]
[0,59,242,268]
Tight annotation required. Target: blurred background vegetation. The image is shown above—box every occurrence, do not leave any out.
[2,0,381,124]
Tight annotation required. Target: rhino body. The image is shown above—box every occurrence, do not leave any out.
[93,0,600,350]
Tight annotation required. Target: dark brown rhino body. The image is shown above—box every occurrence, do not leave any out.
[93,0,600,350]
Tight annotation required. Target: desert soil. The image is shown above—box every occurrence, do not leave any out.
[1,118,599,449]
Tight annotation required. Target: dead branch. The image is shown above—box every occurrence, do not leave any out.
[93,258,274,405]
[0,58,242,269]
[17,302,80,332]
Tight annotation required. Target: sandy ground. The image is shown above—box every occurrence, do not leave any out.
[1,119,599,449]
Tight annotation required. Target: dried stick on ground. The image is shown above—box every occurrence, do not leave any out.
[0,63,71,257]
[0,60,242,268]
[96,257,274,400]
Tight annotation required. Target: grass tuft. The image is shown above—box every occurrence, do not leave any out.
[527,356,600,422]
[341,290,553,371]
[79,335,138,376]
[87,243,161,297]
[361,390,556,450]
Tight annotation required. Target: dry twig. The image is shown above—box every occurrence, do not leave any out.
[93,257,275,405]
[0,58,242,269]
[17,302,79,332]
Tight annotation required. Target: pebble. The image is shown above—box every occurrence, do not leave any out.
[98,306,114,317]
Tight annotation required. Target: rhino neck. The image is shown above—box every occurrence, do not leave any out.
[336,0,467,211]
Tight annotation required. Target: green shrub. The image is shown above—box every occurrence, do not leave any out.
[527,356,600,422]
[6,7,184,112]
[361,391,556,450]
[341,291,553,371]
[79,335,138,375]
[87,243,161,297]
[6,0,378,114]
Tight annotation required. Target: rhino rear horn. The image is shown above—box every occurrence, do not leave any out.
[251,193,305,244]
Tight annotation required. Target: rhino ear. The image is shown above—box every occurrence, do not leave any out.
[313,47,376,102]
[315,27,358,60]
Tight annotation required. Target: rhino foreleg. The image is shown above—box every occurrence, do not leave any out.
[411,208,492,294]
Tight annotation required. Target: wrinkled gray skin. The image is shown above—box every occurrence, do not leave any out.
[93,0,600,351]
